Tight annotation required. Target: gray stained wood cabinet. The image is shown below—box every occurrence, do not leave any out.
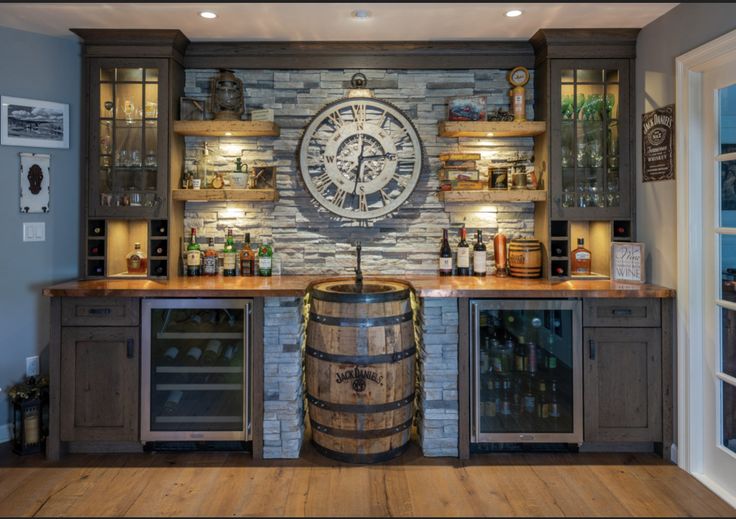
[582,298,664,443]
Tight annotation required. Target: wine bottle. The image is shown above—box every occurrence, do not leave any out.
[223,228,237,276]
[456,227,470,276]
[184,345,203,365]
[473,230,487,276]
[202,339,223,365]
[221,344,240,366]
[163,390,184,416]
[186,228,202,277]
[163,346,181,363]
[439,229,453,276]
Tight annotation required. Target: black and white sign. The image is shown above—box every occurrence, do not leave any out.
[20,152,50,213]
[1,96,69,149]
[642,104,674,182]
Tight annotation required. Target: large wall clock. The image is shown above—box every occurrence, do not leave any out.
[298,97,423,220]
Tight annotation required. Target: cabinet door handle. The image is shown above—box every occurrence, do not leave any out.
[589,339,596,360]
[612,308,632,316]
[127,338,135,359]
[89,307,112,315]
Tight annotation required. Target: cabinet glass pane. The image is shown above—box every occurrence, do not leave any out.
[720,83,736,155]
[604,69,620,83]
[144,83,158,119]
[144,121,158,167]
[149,307,245,432]
[100,67,114,82]
[99,121,113,156]
[116,67,143,82]
[561,69,574,83]
[577,69,604,83]
[721,234,736,303]
[723,381,736,454]
[722,308,736,378]
[115,83,143,123]
[99,82,114,117]
[721,161,736,227]
[477,308,575,435]
[145,68,159,82]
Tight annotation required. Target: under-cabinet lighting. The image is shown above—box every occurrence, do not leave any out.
[487,133,495,137]
[505,9,523,17]
[224,132,232,136]
[199,11,217,19]
[351,9,372,20]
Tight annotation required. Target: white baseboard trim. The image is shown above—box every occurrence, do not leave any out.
[692,472,736,509]
[0,423,11,443]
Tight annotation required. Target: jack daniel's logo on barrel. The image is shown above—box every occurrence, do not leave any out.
[336,366,383,393]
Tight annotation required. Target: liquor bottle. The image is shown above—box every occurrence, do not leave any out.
[549,379,561,420]
[163,346,181,363]
[186,228,202,277]
[473,230,487,276]
[439,229,453,276]
[202,339,223,365]
[126,242,147,274]
[258,240,273,276]
[163,390,184,416]
[239,233,256,277]
[223,228,237,276]
[203,237,218,276]
[456,227,470,276]
[522,374,537,415]
[537,378,550,419]
[571,237,592,275]
[184,345,203,365]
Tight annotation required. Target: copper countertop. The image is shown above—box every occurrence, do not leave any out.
[43,275,675,299]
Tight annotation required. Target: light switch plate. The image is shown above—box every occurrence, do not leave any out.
[23,222,45,242]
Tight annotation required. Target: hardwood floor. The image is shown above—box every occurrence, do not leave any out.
[0,442,734,517]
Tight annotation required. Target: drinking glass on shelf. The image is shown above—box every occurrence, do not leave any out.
[562,187,575,208]
[121,99,135,124]
[131,150,141,167]
[117,149,128,167]
[103,100,114,117]
[589,185,603,208]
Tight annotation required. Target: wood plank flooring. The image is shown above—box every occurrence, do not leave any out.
[0,442,734,517]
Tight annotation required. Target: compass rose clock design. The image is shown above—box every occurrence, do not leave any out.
[298,95,424,220]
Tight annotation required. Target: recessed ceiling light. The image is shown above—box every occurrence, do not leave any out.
[505,9,523,17]
[199,11,217,19]
[351,9,372,20]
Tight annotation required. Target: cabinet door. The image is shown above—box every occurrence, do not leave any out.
[583,327,661,442]
[60,327,139,441]
[550,59,631,220]
[89,58,168,218]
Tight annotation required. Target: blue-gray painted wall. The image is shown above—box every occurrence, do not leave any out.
[0,25,81,430]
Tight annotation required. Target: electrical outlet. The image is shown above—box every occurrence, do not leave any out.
[26,356,40,378]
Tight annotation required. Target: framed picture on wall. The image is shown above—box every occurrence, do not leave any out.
[1,96,69,149]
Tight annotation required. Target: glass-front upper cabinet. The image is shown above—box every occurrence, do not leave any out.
[550,59,631,219]
[89,59,168,217]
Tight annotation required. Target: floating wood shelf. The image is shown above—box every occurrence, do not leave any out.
[173,120,280,137]
[438,190,547,203]
[438,120,546,138]
[171,189,279,202]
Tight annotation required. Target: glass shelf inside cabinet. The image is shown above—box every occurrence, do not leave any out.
[149,306,245,431]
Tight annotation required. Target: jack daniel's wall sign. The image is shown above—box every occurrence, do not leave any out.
[336,366,384,393]
[642,104,675,182]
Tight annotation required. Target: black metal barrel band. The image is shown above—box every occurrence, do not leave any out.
[305,345,416,364]
[306,393,415,413]
[311,440,410,464]
[310,287,410,304]
[310,417,413,439]
[308,311,413,327]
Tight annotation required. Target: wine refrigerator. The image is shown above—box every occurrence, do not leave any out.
[470,299,582,444]
[141,299,251,442]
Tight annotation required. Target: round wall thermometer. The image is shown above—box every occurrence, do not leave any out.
[509,66,530,88]
[298,97,423,220]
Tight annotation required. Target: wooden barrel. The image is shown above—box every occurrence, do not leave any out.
[306,279,415,464]
[508,238,542,278]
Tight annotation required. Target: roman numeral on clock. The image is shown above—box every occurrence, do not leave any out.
[332,188,348,208]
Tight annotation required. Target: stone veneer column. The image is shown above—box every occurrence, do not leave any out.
[417,297,459,457]
[262,297,305,459]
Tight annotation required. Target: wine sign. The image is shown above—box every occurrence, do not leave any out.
[642,105,675,182]
[611,242,645,283]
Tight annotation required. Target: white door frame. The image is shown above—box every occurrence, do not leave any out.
[676,27,736,507]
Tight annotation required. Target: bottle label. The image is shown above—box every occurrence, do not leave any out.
[128,255,141,270]
[223,253,237,270]
[203,256,218,275]
[186,250,201,266]
[457,248,470,268]
[473,251,487,273]
[575,251,591,261]
[439,257,452,271]
[259,257,272,269]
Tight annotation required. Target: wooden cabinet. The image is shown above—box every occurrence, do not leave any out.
[583,299,671,442]
[60,326,140,441]
[583,327,662,442]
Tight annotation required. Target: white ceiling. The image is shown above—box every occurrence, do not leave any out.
[0,2,677,42]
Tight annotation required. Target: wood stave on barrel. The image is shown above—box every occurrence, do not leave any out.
[508,238,543,278]
[306,279,416,463]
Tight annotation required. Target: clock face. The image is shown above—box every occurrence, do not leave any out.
[298,97,423,220]
[509,66,530,87]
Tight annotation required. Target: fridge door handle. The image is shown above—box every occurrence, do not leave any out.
[589,339,596,361]
[127,338,135,359]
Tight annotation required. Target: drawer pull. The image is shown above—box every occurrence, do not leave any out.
[88,308,112,316]
[127,338,135,359]
[612,308,632,316]
[589,339,596,360]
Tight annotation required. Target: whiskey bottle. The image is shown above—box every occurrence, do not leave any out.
[239,233,256,277]
[258,240,273,276]
[203,237,218,276]
[186,228,202,276]
[473,230,487,276]
[571,237,592,275]
[126,242,147,274]
[439,229,453,276]
[223,228,237,276]
[456,227,470,276]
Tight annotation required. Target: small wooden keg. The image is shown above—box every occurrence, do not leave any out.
[306,279,415,463]
[508,239,542,278]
